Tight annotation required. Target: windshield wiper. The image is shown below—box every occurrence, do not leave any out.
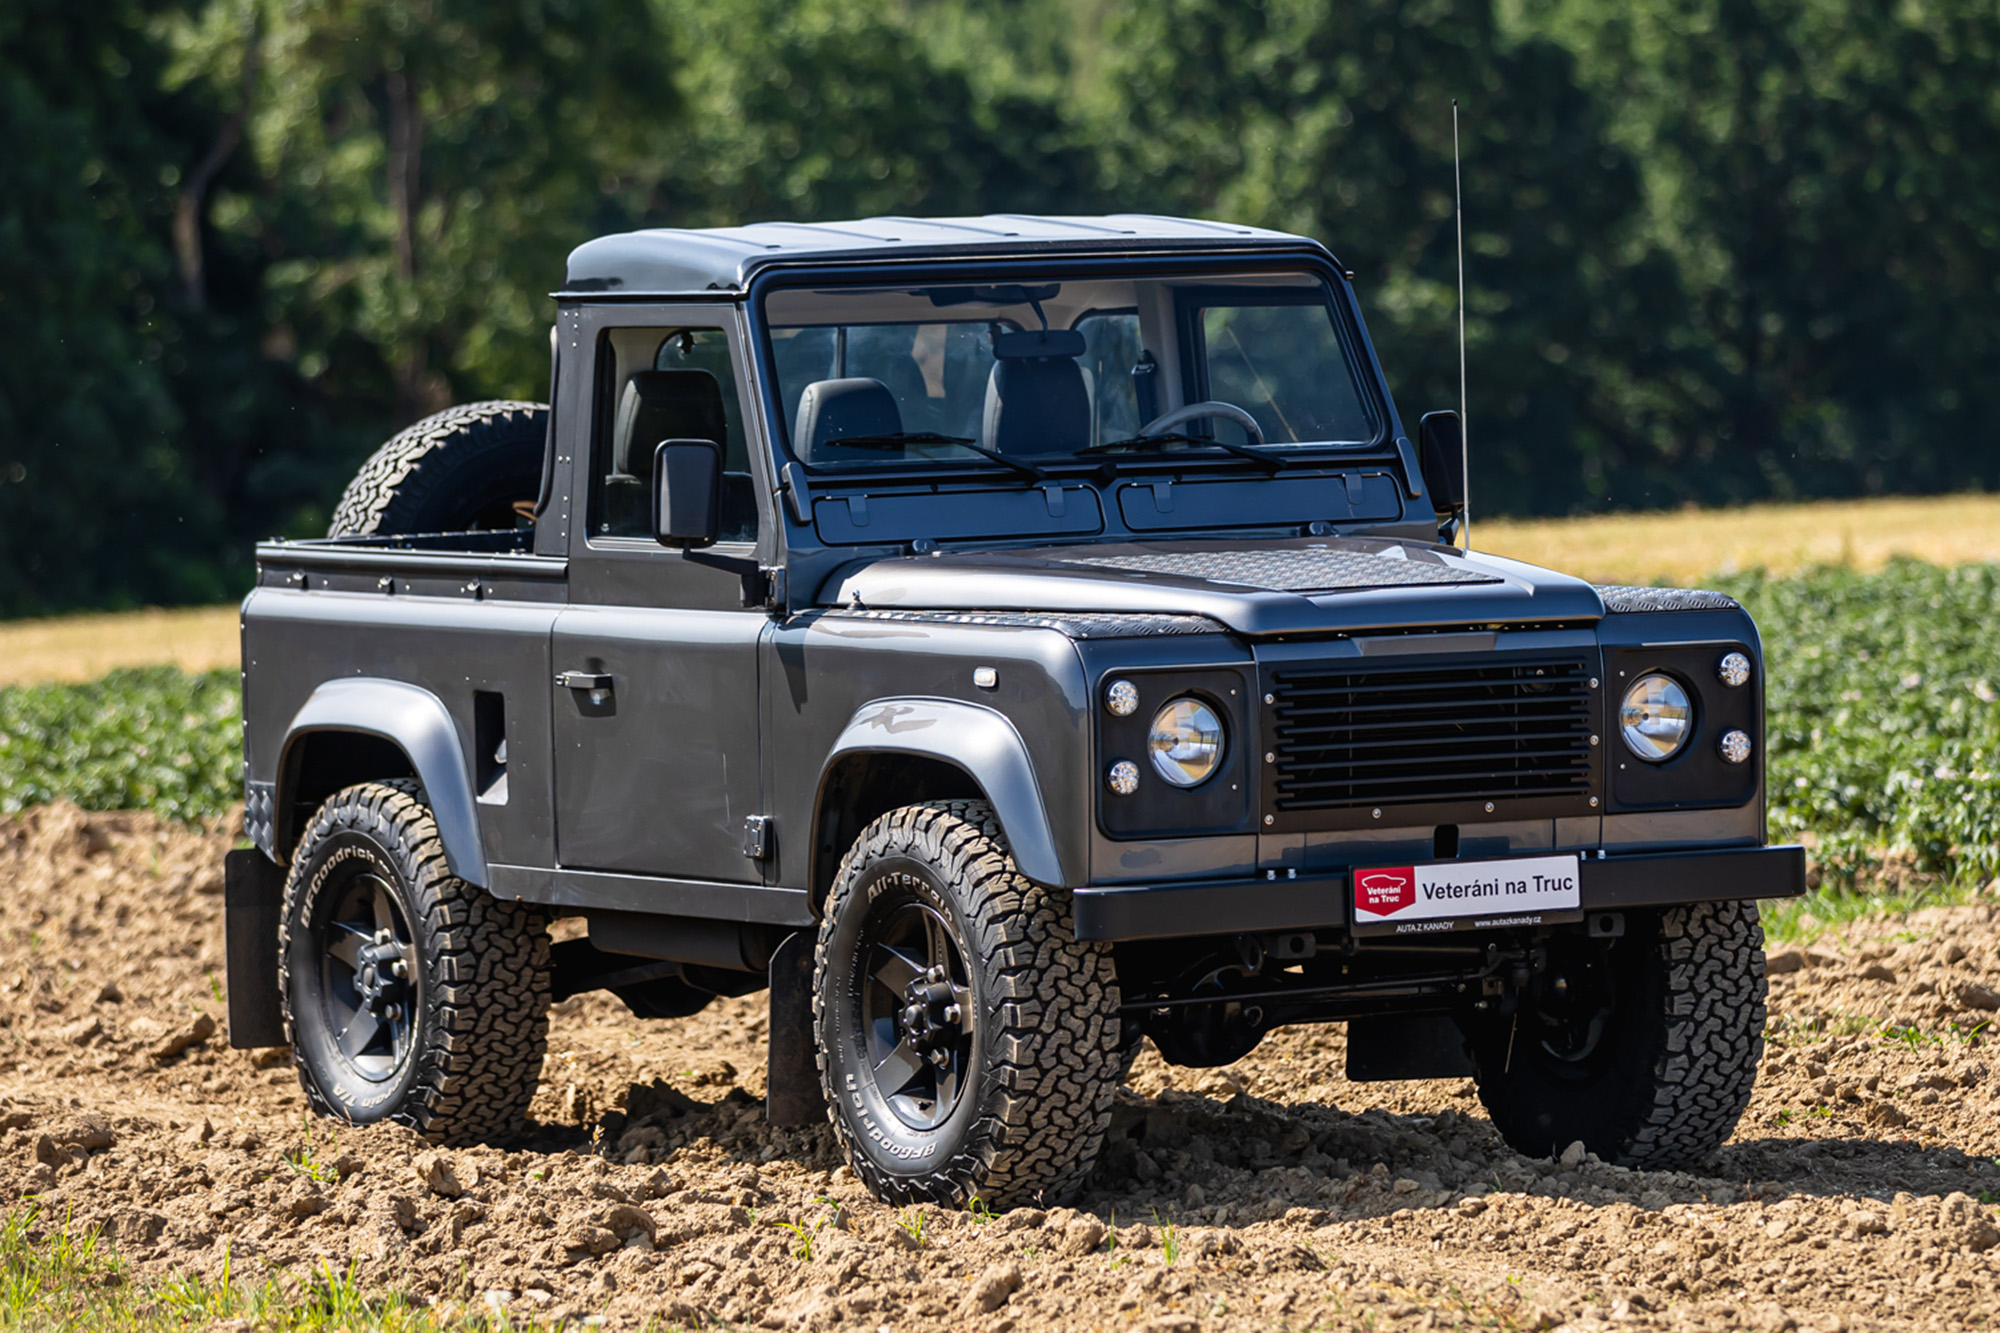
[1079,431,1285,472]
[815,432,1047,481]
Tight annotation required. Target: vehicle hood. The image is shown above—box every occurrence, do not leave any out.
[827,537,1604,637]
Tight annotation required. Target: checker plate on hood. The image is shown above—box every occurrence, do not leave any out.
[1055,547,1503,593]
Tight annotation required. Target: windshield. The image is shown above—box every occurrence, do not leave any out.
[761,269,1381,472]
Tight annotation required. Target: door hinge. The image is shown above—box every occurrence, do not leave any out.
[741,814,773,861]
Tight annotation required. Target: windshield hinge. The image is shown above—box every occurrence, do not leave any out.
[1392,436,1424,499]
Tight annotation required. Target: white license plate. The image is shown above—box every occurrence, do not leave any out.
[1351,853,1582,936]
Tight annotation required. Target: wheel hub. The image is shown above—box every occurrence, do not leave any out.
[353,929,410,1018]
[899,966,966,1065]
[316,872,419,1082]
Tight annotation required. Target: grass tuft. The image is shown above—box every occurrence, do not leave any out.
[0,1204,537,1331]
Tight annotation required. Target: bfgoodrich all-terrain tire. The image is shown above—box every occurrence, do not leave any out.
[328,400,547,536]
[815,801,1122,1208]
[1466,899,1767,1168]
[279,781,550,1143]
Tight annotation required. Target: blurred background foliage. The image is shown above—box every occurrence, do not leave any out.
[3,0,1997,614]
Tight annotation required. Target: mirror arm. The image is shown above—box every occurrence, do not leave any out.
[680,548,769,607]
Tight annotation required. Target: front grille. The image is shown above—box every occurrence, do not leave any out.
[1269,657,1595,811]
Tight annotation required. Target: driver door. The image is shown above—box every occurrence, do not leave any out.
[551,307,769,883]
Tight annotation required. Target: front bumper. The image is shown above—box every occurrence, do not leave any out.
[1071,843,1806,942]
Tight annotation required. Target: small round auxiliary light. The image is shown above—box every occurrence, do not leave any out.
[1717,652,1751,688]
[1105,679,1139,717]
[1719,730,1753,764]
[1106,760,1140,796]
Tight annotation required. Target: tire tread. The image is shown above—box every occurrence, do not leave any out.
[813,800,1120,1208]
[278,780,550,1144]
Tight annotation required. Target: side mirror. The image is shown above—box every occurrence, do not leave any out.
[1417,410,1466,519]
[652,438,723,549]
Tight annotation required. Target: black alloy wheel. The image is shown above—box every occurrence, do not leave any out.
[313,867,420,1084]
[858,901,977,1132]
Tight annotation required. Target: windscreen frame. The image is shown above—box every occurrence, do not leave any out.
[744,250,1398,482]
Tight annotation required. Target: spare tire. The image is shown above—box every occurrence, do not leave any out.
[329,400,548,537]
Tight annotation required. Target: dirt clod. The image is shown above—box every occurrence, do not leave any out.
[965,1260,1023,1313]
[412,1149,464,1198]
[1952,981,2000,1011]
[149,1012,216,1061]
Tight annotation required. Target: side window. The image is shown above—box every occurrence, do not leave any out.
[591,327,758,543]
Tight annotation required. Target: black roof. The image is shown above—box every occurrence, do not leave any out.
[560,214,1330,297]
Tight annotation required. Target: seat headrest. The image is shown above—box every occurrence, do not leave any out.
[614,369,726,477]
[794,377,902,459]
[982,358,1090,456]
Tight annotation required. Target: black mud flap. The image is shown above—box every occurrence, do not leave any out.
[224,848,288,1049]
[1345,1012,1474,1082]
[765,930,827,1126]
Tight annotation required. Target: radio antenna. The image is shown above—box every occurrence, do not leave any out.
[1453,98,1470,549]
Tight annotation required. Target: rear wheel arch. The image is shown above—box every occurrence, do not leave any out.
[272,679,487,886]
[278,731,414,856]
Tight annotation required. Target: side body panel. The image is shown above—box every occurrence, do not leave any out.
[240,587,561,871]
[765,616,1092,892]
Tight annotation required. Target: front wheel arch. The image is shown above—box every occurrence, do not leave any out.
[808,752,981,915]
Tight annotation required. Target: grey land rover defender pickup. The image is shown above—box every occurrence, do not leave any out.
[224,214,1804,1207]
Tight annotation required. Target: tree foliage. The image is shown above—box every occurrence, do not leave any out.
[1,0,1996,613]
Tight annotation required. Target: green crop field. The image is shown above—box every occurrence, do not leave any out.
[0,666,240,825]
[3,562,1998,899]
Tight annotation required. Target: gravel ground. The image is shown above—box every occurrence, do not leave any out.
[3,803,1997,1331]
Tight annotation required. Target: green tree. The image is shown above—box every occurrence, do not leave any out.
[1518,0,2000,503]
[1095,0,1686,516]
[0,0,227,613]
[637,0,1104,226]
[224,0,681,423]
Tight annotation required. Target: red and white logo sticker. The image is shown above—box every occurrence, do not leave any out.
[1355,868,1417,917]
[1352,854,1581,934]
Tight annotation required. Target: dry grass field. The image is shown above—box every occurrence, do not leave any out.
[1,494,1996,688]
[0,604,240,687]
[1474,491,2000,585]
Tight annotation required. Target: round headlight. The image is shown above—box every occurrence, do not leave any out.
[1147,697,1224,788]
[1619,674,1692,762]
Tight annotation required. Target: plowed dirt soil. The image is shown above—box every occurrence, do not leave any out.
[4,804,1997,1331]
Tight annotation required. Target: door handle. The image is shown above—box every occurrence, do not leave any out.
[557,670,614,705]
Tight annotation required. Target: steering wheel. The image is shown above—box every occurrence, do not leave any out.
[1136,401,1266,448]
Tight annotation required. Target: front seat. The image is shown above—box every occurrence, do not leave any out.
[794,377,902,460]
[982,335,1091,456]
[606,369,727,535]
